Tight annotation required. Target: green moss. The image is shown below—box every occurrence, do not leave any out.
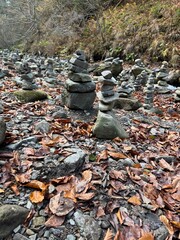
[14,90,48,103]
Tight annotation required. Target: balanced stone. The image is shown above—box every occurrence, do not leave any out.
[65,79,95,93]
[144,72,155,109]
[131,58,145,77]
[93,111,128,139]
[68,72,92,82]
[174,87,180,102]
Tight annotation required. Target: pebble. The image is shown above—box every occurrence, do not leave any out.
[32,216,46,228]
[13,233,29,240]
[26,229,35,236]
[69,219,76,226]
[66,234,76,240]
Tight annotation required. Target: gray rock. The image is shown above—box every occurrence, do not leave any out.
[65,79,96,93]
[69,57,88,70]
[13,233,29,240]
[52,110,68,119]
[0,204,29,238]
[74,210,102,240]
[14,90,48,102]
[62,89,96,110]
[6,136,38,150]
[114,98,142,111]
[0,117,6,145]
[51,149,86,177]
[68,72,92,82]
[32,216,46,228]
[66,234,76,240]
[93,111,129,139]
[35,120,50,133]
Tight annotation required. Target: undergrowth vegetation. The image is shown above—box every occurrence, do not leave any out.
[1,0,179,65]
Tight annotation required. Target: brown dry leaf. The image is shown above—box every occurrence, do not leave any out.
[114,230,121,240]
[24,180,47,191]
[23,147,35,156]
[11,184,20,195]
[49,193,74,216]
[171,191,180,201]
[128,195,142,206]
[29,190,45,203]
[76,192,95,200]
[82,170,92,183]
[170,221,180,229]
[116,209,124,225]
[0,188,4,193]
[159,215,174,235]
[96,206,105,218]
[159,159,174,171]
[109,169,127,181]
[15,169,32,183]
[97,150,108,162]
[108,151,127,159]
[45,215,65,228]
[64,188,77,203]
[138,232,154,240]
[104,228,113,240]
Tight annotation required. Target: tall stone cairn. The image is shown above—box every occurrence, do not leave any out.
[62,50,96,110]
[144,72,155,109]
[155,61,170,93]
[93,70,128,139]
[117,69,134,98]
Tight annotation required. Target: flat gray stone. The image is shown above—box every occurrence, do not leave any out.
[69,57,88,70]
[74,210,101,240]
[68,72,92,82]
[65,79,96,93]
[35,120,50,133]
[0,204,29,238]
[114,98,142,111]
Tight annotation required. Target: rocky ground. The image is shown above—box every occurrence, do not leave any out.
[0,61,179,240]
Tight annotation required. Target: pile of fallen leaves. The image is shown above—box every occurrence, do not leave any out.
[0,63,180,239]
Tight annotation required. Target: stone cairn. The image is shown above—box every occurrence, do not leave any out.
[174,88,180,102]
[155,61,170,93]
[117,69,134,98]
[144,72,155,109]
[62,50,96,110]
[20,62,38,90]
[93,70,128,139]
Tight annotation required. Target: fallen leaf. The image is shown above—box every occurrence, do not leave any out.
[116,209,124,225]
[49,193,74,216]
[76,192,95,200]
[114,230,121,240]
[0,189,4,193]
[104,228,113,240]
[159,215,174,235]
[45,215,65,228]
[30,190,45,203]
[23,147,35,155]
[96,206,105,217]
[25,180,47,191]
[97,150,108,162]
[170,221,180,229]
[138,232,154,240]
[128,195,142,206]
[15,169,32,183]
[82,170,92,183]
[159,159,174,171]
[11,184,20,195]
[108,151,127,159]
[64,188,77,202]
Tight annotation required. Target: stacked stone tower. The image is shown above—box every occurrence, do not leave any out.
[62,50,96,110]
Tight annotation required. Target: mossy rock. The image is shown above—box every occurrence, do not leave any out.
[14,90,48,102]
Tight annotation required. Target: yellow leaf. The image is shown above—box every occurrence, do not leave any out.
[116,209,124,224]
[104,228,113,240]
[29,190,45,203]
[160,215,174,235]
[138,232,154,240]
[0,189,4,193]
[128,195,142,206]
[170,221,180,229]
[25,180,47,191]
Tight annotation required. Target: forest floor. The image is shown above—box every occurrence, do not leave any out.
[0,64,179,240]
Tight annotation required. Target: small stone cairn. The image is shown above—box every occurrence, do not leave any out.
[93,70,128,139]
[117,69,134,98]
[131,58,146,78]
[144,72,155,109]
[174,88,180,102]
[62,50,96,110]
[155,61,170,93]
